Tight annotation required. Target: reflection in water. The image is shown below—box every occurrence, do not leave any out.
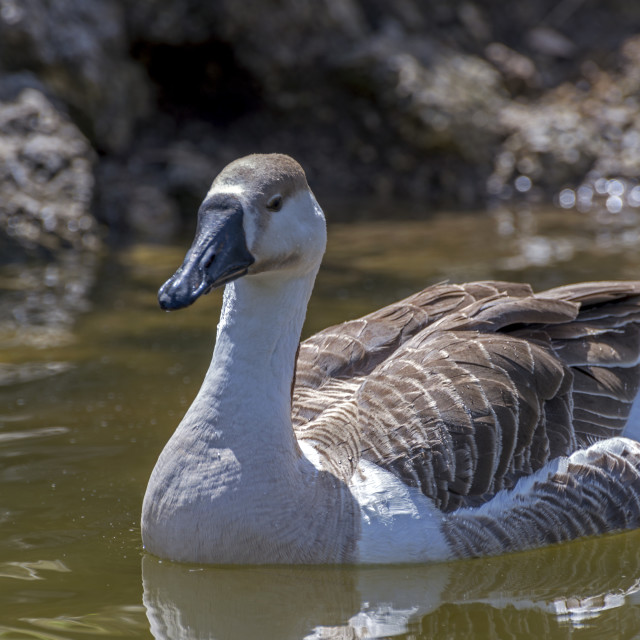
[143,531,640,640]
[0,558,70,581]
[6,605,148,639]
[0,251,96,348]
[0,425,69,444]
[0,361,73,386]
[492,204,640,276]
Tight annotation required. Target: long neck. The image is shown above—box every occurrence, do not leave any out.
[184,268,317,459]
[145,263,360,563]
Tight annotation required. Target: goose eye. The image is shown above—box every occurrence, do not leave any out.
[266,194,283,212]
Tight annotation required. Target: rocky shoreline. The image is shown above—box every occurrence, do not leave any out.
[2,0,640,255]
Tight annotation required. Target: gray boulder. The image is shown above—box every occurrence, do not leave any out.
[0,88,99,261]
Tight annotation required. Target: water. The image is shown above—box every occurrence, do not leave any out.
[2,205,640,639]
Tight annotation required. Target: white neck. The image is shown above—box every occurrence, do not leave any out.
[189,269,315,458]
[142,263,359,563]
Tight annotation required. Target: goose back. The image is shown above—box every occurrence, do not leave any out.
[293,281,640,512]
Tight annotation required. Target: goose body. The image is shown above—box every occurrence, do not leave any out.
[142,153,640,564]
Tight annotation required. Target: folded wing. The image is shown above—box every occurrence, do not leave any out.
[294,281,640,511]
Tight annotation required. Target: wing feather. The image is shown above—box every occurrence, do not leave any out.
[293,280,640,511]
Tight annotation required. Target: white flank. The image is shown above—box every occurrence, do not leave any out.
[349,460,452,564]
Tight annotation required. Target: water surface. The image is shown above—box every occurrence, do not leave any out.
[2,205,640,639]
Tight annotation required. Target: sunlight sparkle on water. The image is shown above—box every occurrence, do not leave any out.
[558,188,576,208]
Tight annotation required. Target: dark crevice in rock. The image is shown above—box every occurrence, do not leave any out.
[130,40,264,126]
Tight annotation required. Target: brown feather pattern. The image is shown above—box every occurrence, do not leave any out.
[293,280,640,549]
[442,438,640,557]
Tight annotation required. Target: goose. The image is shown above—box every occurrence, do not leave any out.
[141,153,640,565]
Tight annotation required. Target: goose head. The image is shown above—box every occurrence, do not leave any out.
[158,154,326,310]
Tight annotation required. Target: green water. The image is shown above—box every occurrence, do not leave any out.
[2,206,640,639]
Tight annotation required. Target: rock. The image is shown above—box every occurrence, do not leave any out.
[94,138,222,240]
[485,43,539,93]
[526,27,576,59]
[489,35,640,210]
[0,0,150,152]
[0,88,99,261]
[118,2,512,210]
[0,86,100,347]
[339,35,506,160]
[5,0,640,240]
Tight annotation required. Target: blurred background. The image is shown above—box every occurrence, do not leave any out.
[3,0,640,343]
[3,0,640,246]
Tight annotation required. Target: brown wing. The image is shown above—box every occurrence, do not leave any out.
[294,280,640,512]
[292,281,533,426]
[518,282,640,446]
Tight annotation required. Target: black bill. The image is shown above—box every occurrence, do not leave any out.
[158,194,255,310]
